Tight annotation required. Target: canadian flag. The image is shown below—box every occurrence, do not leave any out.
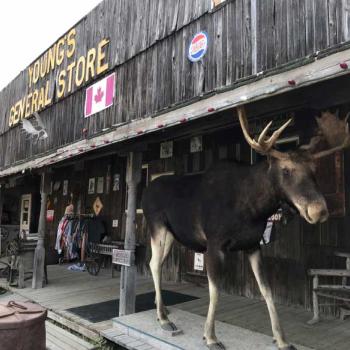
[84,73,116,118]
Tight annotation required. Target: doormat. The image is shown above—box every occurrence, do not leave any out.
[66,290,199,323]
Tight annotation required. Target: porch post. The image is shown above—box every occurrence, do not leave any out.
[119,151,142,316]
[0,185,3,225]
[0,185,3,254]
[32,171,49,289]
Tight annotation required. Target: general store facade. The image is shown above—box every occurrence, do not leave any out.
[1,0,350,317]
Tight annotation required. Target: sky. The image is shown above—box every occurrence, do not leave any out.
[0,0,103,91]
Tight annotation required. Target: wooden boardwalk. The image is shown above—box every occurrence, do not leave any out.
[1,264,350,350]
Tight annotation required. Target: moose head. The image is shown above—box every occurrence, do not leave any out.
[237,107,350,224]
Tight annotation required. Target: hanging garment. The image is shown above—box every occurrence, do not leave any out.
[55,217,69,254]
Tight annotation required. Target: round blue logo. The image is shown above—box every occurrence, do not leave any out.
[188,31,208,62]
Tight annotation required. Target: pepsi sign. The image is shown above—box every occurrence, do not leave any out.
[188,31,208,62]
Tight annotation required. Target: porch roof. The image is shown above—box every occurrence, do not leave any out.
[1,45,350,178]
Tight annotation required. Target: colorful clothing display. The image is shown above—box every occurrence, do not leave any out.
[55,215,106,262]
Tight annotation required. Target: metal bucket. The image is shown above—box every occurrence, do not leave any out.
[0,301,47,350]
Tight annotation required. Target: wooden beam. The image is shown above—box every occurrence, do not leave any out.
[119,152,142,316]
[308,269,350,277]
[32,172,50,289]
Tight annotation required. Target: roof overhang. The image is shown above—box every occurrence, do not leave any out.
[2,46,350,178]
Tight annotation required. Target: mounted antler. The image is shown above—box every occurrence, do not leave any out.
[304,110,350,159]
[236,106,292,159]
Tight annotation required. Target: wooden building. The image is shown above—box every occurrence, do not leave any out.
[1,0,350,315]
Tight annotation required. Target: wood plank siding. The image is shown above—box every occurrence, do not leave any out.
[1,0,350,170]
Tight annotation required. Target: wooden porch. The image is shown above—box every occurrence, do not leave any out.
[1,264,350,350]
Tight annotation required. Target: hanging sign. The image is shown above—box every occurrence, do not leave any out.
[112,249,133,266]
[188,31,208,62]
[84,72,116,118]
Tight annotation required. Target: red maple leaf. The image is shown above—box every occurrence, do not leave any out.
[94,87,104,103]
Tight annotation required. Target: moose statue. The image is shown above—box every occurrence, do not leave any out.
[142,106,350,350]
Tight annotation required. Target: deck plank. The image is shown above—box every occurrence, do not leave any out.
[1,264,350,350]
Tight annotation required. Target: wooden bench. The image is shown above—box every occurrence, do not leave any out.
[308,251,350,324]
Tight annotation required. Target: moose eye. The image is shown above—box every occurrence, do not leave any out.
[282,168,291,177]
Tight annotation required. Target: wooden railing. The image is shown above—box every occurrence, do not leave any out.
[308,252,350,324]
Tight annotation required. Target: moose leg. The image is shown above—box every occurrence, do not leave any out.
[159,232,174,315]
[204,249,225,350]
[248,249,296,350]
[149,226,177,332]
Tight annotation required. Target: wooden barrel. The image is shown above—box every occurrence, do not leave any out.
[0,301,47,350]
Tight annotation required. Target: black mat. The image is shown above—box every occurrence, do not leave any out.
[66,290,199,323]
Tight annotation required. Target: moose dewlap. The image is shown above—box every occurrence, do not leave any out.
[0,301,47,350]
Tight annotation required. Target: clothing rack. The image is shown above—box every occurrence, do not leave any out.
[65,213,95,219]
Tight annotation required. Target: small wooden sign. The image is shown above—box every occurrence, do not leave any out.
[112,249,133,266]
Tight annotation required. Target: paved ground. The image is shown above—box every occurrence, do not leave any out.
[0,264,349,350]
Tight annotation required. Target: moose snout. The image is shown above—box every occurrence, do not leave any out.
[306,202,329,223]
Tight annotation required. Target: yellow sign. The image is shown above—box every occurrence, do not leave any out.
[9,27,110,127]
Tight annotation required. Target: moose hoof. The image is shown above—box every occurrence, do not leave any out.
[207,341,226,350]
[279,345,297,350]
[159,320,182,335]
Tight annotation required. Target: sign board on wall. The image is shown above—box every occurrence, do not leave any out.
[84,73,116,118]
[9,27,111,127]
[190,136,203,153]
[188,31,208,62]
[97,177,104,194]
[88,178,95,194]
[194,253,204,271]
[160,141,173,159]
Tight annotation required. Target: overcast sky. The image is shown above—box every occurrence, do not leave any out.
[0,0,103,91]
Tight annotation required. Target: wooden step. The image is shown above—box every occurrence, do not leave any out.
[47,310,101,343]
[46,321,96,350]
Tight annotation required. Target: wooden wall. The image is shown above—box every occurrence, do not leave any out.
[45,155,126,263]
[1,0,350,171]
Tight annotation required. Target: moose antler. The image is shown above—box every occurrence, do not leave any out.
[308,110,350,159]
[237,106,292,159]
